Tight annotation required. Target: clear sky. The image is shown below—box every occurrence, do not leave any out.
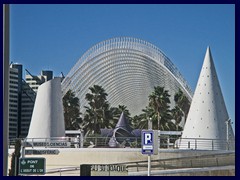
[10,4,235,132]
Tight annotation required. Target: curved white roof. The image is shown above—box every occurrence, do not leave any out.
[61,37,193,115]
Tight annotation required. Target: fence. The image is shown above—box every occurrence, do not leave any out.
[126,152,235,172]
[9,136,235,151]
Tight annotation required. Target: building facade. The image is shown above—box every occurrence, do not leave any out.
[9,64,20,138]
[20,81,36,137]
[9,64,53,138]
[25,70,53,93]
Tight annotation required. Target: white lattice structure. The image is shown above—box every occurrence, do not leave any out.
[27,77,65,138]
[62,37,193,116]
[179,47,235,150]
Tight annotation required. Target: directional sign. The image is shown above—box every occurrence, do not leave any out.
[141,130,158,155]
[25,149,60,155]
[19,158,45,175]
[25,141,71,147]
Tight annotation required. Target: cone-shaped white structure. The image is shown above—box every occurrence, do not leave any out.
[27,77,65,138]
[179,47,234,150]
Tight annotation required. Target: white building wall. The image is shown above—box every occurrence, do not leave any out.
[27,77,65,138]
[179,47,234,150]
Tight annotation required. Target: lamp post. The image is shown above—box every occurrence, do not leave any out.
[148,117,152,130]
[226,118,231,150]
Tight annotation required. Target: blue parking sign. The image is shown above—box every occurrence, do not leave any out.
[141,130,158,155]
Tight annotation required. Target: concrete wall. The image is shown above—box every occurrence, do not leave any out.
[8,148,234,172]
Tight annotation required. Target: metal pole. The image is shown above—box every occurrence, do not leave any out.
[167,136,170,149]
[226,119,229,142]
[148,117,152,130]
[3,4,10,176]
[226,119,230,150]
[147,154,151,176]
[21,140,25,158]
[14,156,17,176]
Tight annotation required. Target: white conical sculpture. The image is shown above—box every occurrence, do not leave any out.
[27,77,65,138]
[179,47,234,150]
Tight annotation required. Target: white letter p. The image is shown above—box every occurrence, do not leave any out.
[145,133,152,144]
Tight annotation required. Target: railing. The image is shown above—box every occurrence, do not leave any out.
[42,152,235,176]
[125,152,235,172]
[9,136,235,151]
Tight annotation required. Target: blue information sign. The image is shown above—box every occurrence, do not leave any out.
[142,130,154,154]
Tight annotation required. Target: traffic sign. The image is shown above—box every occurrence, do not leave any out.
[141,130,158,155]
[19,158,45,175]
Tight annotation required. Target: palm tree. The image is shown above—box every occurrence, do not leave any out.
[133,107,157,129]
[82,107,98,135]
[63,89,82,130]
[174,88,190,125]
[148,86,171,130]
[83,85,112,135]
[171,106,184,131]
[160,109,175,130]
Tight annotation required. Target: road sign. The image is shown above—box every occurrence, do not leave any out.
[25,149,60,155]
[25,141,71,147]
[19,158,45,175]
[141,130,158,155]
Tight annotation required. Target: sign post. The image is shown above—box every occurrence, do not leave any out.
[19,158,45,175]
[141,130,158,176]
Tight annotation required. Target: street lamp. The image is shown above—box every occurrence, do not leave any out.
[225,118,231,150]
[148,117,152,130]
[226,118,231,141]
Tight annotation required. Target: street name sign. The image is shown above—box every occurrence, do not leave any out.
[25,141,71,147]
[141,130,158,155]
[25,149,60,155]
[19,158,45,175]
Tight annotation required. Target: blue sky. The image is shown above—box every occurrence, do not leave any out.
[10,4,235,131]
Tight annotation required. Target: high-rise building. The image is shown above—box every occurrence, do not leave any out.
[9,64,20,139]
[20,81,36,137]
[25,69,53,93]
[9,64,53,139]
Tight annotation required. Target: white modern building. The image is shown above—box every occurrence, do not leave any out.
[62,37,193,116]
[179,47,235,150]
[27,77,65,139]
